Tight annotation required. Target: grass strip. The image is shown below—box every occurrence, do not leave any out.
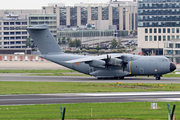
[1,82,180,95]
[0,69,76,73]
[29,73,88,76]
[0,102,180,120]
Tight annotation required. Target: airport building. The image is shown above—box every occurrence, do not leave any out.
[42,1,137,32]
[138,0,180,56]
[28,14,57,38]
[0,10,41,49]
[0,0,137,50]
[164,39,180,63]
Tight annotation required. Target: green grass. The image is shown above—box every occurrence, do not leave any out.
[0,102,179,120]
[0,69,76,73]
[30,73,88,76]
[1,82,180,95]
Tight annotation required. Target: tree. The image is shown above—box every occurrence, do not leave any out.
[88,49,98,54]
[118,49,126,53]
[26,37,31,47]
[69,39,81,48]
[64,50,72,53]
[81,49,87,52]
[72,50,79,53]
[69,39,76,47]
[66,37,71,43]
[111,49,118,53]
[58,37,62,45]
[26,37,36,49]
[96,45,99,50]
[62,37,66,44]
[111,38,118,49]
[99,49,105,54]
[75,38,81,47]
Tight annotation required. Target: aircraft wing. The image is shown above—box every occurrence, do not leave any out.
[65,54,122,63]
[65,57,93,63]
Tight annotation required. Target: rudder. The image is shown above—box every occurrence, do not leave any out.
[27,24,62,54]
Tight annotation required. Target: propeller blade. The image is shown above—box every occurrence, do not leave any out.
[120,56,128,72]
[105,54,112,67]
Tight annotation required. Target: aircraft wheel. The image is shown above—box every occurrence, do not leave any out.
[155,77,160,80]
[119,77,124,79]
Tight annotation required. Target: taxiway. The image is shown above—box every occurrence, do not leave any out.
[0,75,180,83]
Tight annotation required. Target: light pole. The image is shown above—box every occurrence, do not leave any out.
[82,30,83,45]
[99,30,100,46]
[158,38,159,55]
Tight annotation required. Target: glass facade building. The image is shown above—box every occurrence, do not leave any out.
[113,7,119,30]
[57,29,114,38]
[29,14,57,38]
[81,7,87,25]
[91,7,98,20]
[102,6,109,20]
[138,0,180,27]
[70,7,77,26]
[60,7,66,26]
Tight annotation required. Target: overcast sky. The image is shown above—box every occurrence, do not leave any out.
[0,0,132,9]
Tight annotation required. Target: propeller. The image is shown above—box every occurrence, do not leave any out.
[120,56,128,72]
[105,54,112,67]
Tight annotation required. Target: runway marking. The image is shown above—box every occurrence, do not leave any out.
[78,91,180,96]
[159,98,180,101]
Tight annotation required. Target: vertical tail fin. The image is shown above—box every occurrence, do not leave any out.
[27,24,63,54]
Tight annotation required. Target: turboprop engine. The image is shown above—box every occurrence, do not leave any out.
[86,59,105,68]
[110,58,122,66]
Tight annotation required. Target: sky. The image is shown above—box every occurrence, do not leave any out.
[0,0,126,9]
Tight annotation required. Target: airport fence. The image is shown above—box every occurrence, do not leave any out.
[0,54,48,62]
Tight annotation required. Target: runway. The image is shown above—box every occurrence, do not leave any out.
[0,74,180,83]
[1,92,180,105]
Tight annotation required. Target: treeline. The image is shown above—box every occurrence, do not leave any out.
[58,37,81,47]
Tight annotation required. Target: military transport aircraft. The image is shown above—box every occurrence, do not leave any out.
[27,25,176,80]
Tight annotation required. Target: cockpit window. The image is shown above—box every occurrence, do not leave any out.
[162,59,169,62]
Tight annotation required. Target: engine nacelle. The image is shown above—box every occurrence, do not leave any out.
[110,58,122,66]
[86,59,105,68]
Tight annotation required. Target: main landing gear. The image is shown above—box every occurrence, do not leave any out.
[155,75,161,80]
[97,77,124,80]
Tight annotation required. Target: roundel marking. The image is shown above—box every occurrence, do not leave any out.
[76,62,79,65]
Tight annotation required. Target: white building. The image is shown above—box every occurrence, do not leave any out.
[138,0,180,55]
[0,10,41,48]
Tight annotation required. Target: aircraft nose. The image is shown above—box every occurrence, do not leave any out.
[170,63,176,72]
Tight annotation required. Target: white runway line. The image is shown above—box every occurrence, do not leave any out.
[78,91,180,96]
[159,98,180,101]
